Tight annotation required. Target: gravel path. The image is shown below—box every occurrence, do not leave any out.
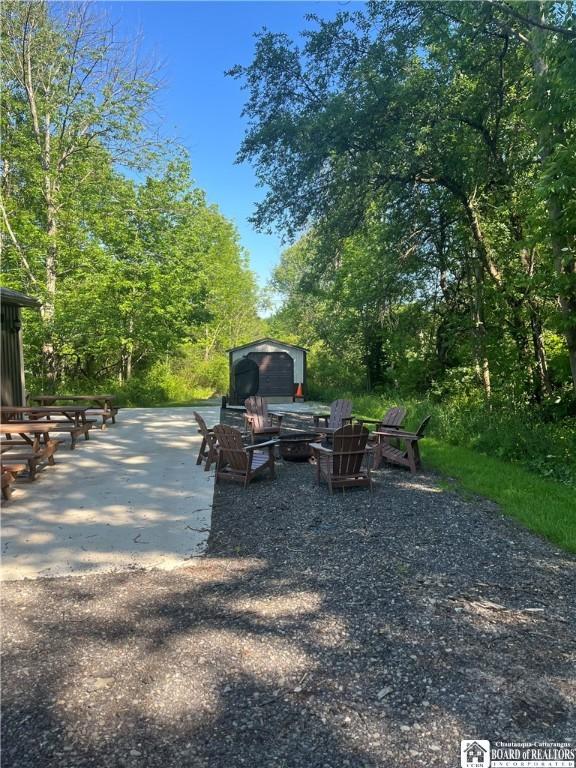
[2,411,575,767]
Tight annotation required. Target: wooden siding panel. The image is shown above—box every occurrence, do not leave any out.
[0,304,23,406]
[247,352,294,397]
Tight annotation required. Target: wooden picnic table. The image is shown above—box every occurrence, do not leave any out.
[1,405,94,426]
[0,406,95,448]
[29,393,116,407]
[29,394,118,425]
[0,422,59,479]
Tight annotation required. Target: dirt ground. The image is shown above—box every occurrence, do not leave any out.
[1,411,574,767]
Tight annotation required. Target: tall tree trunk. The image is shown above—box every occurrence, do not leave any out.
[125,316,134,380]
[465,194,555,399]
[528,3,576,390]
[506,302,535,397]
[42,175,58,386]
[528,299,551,400]
[470,258,492,400]
[510,215,553,400]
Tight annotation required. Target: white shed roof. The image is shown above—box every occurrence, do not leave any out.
[228,337,307,353]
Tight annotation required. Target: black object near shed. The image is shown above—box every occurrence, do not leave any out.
[1,287,41,406]
[228,338,307,405]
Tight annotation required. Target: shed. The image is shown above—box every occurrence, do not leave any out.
[228,338,307,404]
[1,287,41,407]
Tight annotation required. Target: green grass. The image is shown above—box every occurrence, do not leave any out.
[323,390,576,552]
[422,437,576,554]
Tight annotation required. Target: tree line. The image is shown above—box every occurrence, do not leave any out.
[1,1,262,399]
[231,0,576,408]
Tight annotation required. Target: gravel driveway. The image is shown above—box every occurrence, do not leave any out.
[2,410,575,767]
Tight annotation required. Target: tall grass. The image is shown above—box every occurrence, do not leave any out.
[314,388,576,488]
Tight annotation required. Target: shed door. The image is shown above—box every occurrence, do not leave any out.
[232,357,259,401]
[248,352,294,397]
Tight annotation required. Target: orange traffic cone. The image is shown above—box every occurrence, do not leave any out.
[295,383,304,400]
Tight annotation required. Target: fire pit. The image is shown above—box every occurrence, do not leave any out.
[278,432,322,462]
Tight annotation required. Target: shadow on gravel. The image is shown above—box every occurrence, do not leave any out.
[1,411,575,767]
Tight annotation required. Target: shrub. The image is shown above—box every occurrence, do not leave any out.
[315,387,576,487]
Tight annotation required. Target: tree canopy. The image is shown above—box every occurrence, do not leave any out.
[1,1,262,399]
[231,0,576,405]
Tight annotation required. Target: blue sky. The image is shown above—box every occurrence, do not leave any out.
[104,1,364,292]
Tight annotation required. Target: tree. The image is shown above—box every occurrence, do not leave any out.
[231,0,575,397]
[2,4,262,397]
[1,0,160,378]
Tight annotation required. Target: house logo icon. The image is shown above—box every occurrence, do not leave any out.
[461,740,491,768]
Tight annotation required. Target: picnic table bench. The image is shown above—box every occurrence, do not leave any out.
[0,406,95,449]
[0,423,60,479]
[29,394,119,427]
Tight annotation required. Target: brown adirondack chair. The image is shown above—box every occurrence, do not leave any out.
[357,406,407,451]
[374,415,431,473]
[313,399,353,439]
[193,411,217,471]
[213,424,277,488]
[355,406,407,431]
[244,396,283,441]
[310,424,374,494]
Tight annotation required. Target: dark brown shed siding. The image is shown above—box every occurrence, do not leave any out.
[1,303,24,406]
[247,351,294,397]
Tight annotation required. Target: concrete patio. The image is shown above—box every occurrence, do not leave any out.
[1,402,322,581]
[1,407,220,581]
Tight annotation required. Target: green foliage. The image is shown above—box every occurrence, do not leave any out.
[315,387,576,488]
[112,361,210,407]
[232,1,576,513]
[2,3,262,400]
[233,0,576,399]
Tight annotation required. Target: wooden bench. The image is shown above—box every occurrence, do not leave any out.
[0,440,59,480]
[44,421,93,448]
[1,422,91,449]
[86,408,116,428]
[0,423,60,480]
[0,406,97,446]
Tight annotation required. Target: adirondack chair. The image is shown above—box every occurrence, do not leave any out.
[357,406,407,451]
[310,424,374,494]
[193,411,217,471]
[374,415,431,473]
[355,406,406,431]
[244,396,283,441]
[313,399,353,440]
[213,424,277,488]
